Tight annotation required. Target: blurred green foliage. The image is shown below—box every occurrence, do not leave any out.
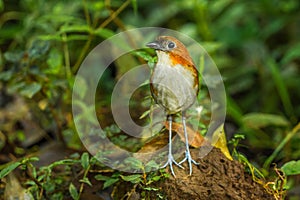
[0,0,300,199]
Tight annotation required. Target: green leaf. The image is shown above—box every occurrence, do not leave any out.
[145,160,159,168]
[69,183,79,200]
[28,40,50,59]
[282,42,300,64]
[93,28,115,39]
[281,160,300,176]
[20,83,42,98]
[145,160,160,172]
[31,166,37,179]
[242,113,289,129]
[0,161,21,179]
[106,124,121,134]
[0,70,13,81]
[46,48,63,74]
[152,175,161,182]
[133,51,153,62]
[9,82,26,93]
[262,18,285,39]
[4,51,24,63]
[24,180,36,186]
[139,110,150,119]
[201,41,223,53]
[43,181,56,193]
[81,152,90,170]
[48,159,79,168]
[95,173,120,189]
[80,177,92,186]
[0,0,4,12]
[65,35,89,41]
[23,156,39,163]
[120,174,142,184]
[124,157,143,170]
[59,24,91,34]
[73,76,88,99]
[143,187,159,191]
[38,34,62,41]
[131,0,138,14]
[103,178,119,189]
[51,192,64,200]
[94,174,110,181]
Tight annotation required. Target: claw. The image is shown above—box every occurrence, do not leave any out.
[178,150,199,175]
[161,152,184,177]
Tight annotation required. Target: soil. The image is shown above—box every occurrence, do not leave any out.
[129,147,275,200]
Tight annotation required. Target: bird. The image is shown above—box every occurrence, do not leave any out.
[146,36,199,176]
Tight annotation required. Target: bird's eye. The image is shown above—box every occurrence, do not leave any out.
[168,42,175,49]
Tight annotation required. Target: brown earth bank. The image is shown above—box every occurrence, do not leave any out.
[125,147,275,200]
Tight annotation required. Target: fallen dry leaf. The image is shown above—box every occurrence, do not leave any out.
[163,121,207,148]
[164,122,233,160]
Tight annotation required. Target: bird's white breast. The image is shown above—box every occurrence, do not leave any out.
[151,51,197,114]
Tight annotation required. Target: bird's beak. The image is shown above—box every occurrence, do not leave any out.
[146,41,161,50]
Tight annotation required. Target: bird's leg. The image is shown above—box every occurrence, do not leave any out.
[161,115,184,177]
[179,114,199,175]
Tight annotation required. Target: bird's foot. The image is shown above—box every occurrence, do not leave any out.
[179,150,199,175]
[161,153,184,177]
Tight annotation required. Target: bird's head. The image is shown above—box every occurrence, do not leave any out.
[146,36,194,67]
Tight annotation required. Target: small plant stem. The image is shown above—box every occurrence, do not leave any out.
[62,33,72,83]
[264,122,300,169]
[78,165,91,199]
[82,0,91,26]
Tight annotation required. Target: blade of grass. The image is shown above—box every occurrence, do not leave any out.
[263,122,300,169]
[198,54,205,87]
[226,96,243,126]
[267,58,294,120]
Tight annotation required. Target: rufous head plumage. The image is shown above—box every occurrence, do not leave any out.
[146,36,194,67]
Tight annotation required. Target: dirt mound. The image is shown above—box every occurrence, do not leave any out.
[148,147,274,200]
